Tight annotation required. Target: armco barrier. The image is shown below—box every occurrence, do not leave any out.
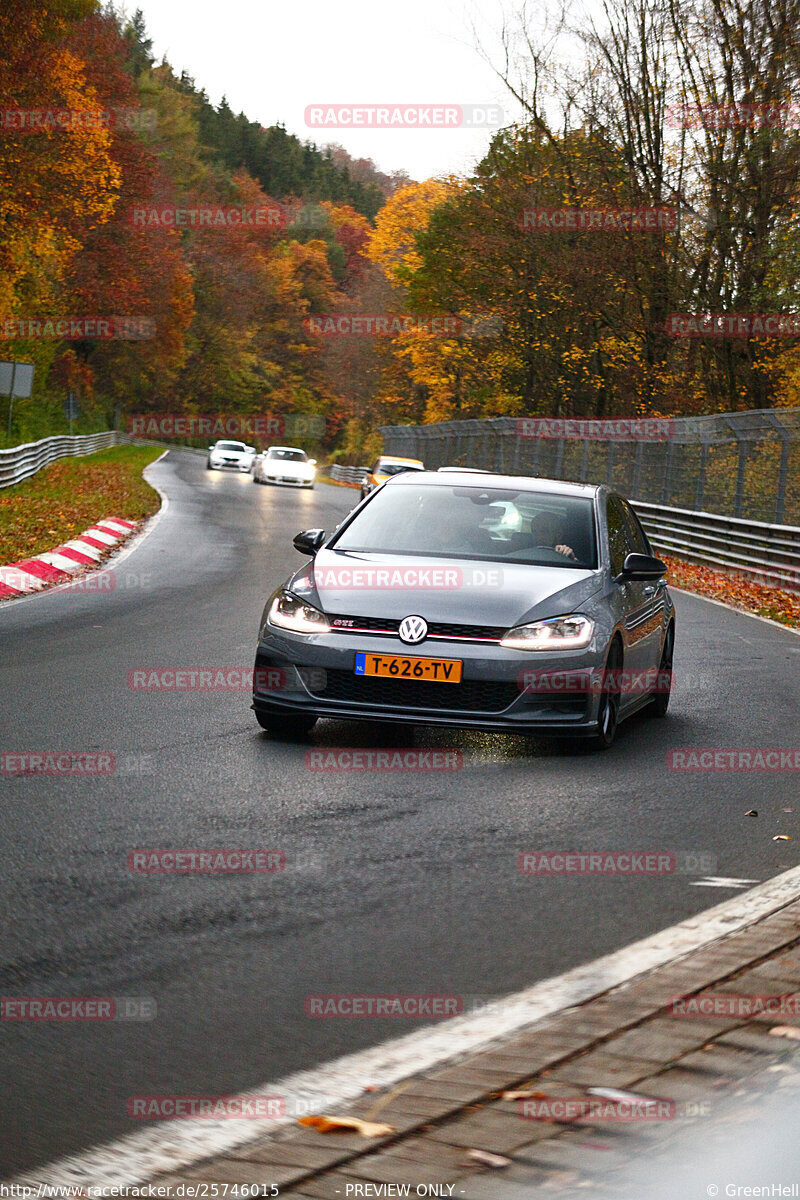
[0,432,119,489]
[330,464,369,485]
[633,502,800,594]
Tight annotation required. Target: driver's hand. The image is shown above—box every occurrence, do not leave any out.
[555,543,577,560]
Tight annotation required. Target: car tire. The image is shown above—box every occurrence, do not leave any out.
[591,638,622,750]
[206,461,213,470]
[255,711,317,736]
[648,623,674,718]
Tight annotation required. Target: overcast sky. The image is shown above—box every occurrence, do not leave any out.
[132,0,525,181]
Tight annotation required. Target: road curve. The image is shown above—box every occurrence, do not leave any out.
[1,449,799,1176]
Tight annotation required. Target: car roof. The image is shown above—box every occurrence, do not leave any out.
[266,445,305,452]
[385,470,602,498]
[378,456,425,467]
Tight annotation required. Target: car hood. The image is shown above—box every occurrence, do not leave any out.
[291,550,604,629]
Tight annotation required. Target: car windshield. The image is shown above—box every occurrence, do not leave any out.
[216,441,245,451]
[268,449,307,461]
[332,484,597,568]
[380,462,423,476]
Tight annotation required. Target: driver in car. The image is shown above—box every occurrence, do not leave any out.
[530,512,578,561]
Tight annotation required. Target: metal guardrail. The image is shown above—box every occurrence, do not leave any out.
[330,464,369,485]
[0,431,119,488]
[633,502,800,594]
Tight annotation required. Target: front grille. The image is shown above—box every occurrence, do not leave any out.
[328,614,506,642]
[307,668,519,713]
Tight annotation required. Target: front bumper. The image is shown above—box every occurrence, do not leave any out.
[211,459,252,471]
[263,475,314,486]
[252,628,610,735]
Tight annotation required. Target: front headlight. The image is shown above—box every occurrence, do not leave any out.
[500,614,594,651]
[268,591,330,634]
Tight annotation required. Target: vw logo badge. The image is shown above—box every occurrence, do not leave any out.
[398,614,428,645]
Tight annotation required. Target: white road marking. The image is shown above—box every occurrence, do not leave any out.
[15,864,800,1190]
[690,876,762,889]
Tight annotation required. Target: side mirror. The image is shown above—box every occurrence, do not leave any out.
[293,528,326,555]
[617,552,666,582]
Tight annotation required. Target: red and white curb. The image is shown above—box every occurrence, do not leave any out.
[0,518,138,600]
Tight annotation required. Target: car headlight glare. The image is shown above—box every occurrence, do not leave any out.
[500,614,594,651]
[268,591,330,634]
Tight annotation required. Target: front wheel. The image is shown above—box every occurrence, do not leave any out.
[206,461,213,471]
[591,640,622,750]
[255,710,317,736]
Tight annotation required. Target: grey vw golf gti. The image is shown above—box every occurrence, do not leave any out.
[252,472,675,748]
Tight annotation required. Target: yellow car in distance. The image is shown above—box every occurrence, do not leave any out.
[360,456,425,500]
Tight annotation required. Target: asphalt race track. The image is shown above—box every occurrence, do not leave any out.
[2,449,799,1175]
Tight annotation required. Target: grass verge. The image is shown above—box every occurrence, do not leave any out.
[0,445,163,563]
[663,553,800,629]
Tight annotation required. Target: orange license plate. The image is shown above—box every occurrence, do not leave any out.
[355,652,462,684]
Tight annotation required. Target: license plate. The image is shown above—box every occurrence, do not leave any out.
[355,652,462,683]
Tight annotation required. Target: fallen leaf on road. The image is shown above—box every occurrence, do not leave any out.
[769,1026,800,1041]
[745,810,758,817]
[773,835,792,841]
[298,1115,395,1137]
[466,1149,511,1168]
[501,1088,550,1101]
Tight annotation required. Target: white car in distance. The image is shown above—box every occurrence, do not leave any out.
[253,446,316,489]
[207,440,256,472]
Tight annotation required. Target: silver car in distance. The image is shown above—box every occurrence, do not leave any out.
[252,472,675,749]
